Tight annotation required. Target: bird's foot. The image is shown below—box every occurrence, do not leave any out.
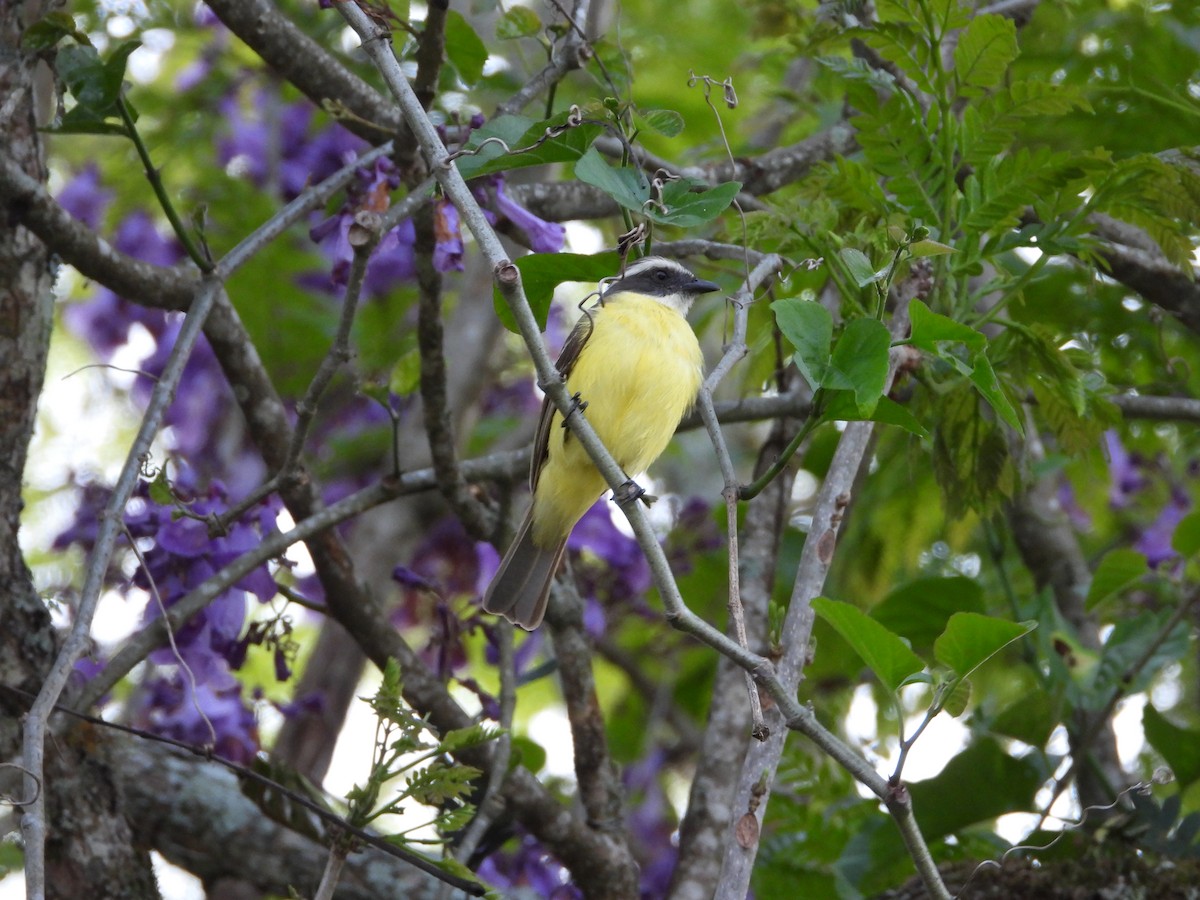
[561,392,588,428]
[615,479,656,508]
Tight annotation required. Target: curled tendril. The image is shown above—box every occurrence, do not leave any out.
[0,762,42,807]
[955,777,1165,898]
[687,70,738,109]
[445,104,586,164]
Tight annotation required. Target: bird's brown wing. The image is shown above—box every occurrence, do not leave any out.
[529,309,596,492]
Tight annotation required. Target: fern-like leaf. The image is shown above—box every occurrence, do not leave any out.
[961,81,1092,166]
[953,14,1018,97]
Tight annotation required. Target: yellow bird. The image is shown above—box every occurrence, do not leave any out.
[483,256,718,629]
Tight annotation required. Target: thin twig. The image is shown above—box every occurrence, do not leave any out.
[284,226,377,470]
[414,205,495,539]
[117,96,212,272]
[695,255,785,739]
[545,582,630,838]
[20,277,221,899]
[716,290,945,899]
[313,845,349,900]
[453,622,516,864]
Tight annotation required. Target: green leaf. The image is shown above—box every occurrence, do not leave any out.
[638,108,685,138]
[491,251,621,332]
[812,597,925,694]
[827,318,891,413]
[1086,548,1148,609]
[496,6,541,39]
[863,395,929,437]
[575,149,739,226]
[908,238,956,258]
[403,762,482,806]
[22,11,90,50]
[873,576,986,651]
[992,690,1060,746]
[444,10,488,85]
[454,112,602,180]
[1172,511,1200,558]
[653,178,741,227]
[839,247,879,287]
[147,466,174,506]
[967,355,1023,433]
[953,14,1018,97]
[1143,705,1200,788]
[908,299,987,354]
[821,393,928,437]
[437,724,503,754]
[435,855,483,886]
[908,738,1044,839]
[510,736,547,773]
[941,678,971,718]
[388,338,421,396]
[55,41,140,130]
[772,297,832,392]
[575,147,651,211]
[933,612,1035,679]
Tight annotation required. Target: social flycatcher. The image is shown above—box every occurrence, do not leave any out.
[483,256,719,630]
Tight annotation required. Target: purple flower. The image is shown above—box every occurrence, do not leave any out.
[139,667,259,764]
[433,200,465,272]
[624,749,679,898]
[478,834,581,898]
[1135,489,1191,567]
[218,92,331,199]
[1105,430,1146,509]
[61,209,180,359]
[568,504,652,624]
[490,175,566,253]
[58,165,112,230]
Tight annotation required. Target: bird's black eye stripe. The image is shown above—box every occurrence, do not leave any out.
[653,268,669,281]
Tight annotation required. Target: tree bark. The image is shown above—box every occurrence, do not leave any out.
[0,2,159,896]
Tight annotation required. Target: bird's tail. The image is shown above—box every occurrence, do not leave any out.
[482,509,567,630]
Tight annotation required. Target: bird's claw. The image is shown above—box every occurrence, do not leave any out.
[615,479,656,508]
[561,391,588,428]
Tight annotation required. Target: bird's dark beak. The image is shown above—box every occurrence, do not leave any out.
[685,278,721,295]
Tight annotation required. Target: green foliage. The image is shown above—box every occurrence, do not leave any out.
[811,597,925,693]
[454,111,605,180]
[1144,705,1200,789]
[495,7,541,41]
[443,11,488,86]
[932,612,1034,680]
[1086,548,1148,610]
[344,660,495,842]
[53,41,142,135]
[574,148,741,227]
[29,0,1200,896]
[492,251,620,331]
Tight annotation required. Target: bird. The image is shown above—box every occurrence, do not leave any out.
[483,256,719,630]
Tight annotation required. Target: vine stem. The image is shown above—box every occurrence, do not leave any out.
[117,96,212,272]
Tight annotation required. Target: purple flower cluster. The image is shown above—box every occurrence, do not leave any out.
[136,666,260,765]
[210,85,565,297]
[1103,429,1196,567]
[624,749,680,898]
[476,834,582,899]
[54,470,279,761]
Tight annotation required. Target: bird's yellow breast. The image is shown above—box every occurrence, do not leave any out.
[530,293,703,547]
